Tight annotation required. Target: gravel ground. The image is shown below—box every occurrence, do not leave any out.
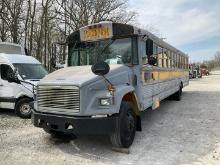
[0,75,220,165]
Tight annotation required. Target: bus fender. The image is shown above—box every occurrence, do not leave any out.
[113,85,142,131]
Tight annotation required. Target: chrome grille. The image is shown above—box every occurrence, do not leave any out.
[37,85,80,115]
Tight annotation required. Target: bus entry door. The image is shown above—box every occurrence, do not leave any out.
[140,66,154,110]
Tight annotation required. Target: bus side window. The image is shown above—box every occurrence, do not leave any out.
[184,57,186,69]
[174,53,176,68]
[142,40,148,65]
[182,56,184,69]
[152,43,158,66]
[157,47,163,67]
[171,52,174,68]
[153,43,157,55]
[183,57,185,69]
[162,48,167,68]
[186,57,188,69]
[178,54,181,69]
[180,55,182,69]
[175,53,178,68]
[145,39,158,66]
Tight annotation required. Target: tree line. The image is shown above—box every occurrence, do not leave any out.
[201,51,220,71]
[0,0,136,71]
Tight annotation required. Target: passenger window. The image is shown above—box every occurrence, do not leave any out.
[0,64,13,81]
[172,53,176,68]
[170,52,174,68]
[175,54,178,68]
[142,42,147,65]
[152,43,158,64]
[167,51,171,68]
[162,49,168,68]
[157,47,163,67]
[148,43,158,66]
[153,43,157,55]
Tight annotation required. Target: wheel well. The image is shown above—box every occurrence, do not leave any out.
[122,92,140,115]
[16,96,33,105]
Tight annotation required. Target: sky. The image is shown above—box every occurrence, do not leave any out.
[128,0,220,62]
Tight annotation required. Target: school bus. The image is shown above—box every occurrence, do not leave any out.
[32,21,189,148]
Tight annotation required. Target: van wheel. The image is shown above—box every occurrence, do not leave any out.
[110,101,136,148]
[15,98,32,118]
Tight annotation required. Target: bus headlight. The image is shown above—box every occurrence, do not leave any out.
[33,86,37,94]
[99,98,111,106]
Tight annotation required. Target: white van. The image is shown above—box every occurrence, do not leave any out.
[0,53,48,118]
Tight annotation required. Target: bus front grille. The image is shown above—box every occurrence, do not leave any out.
[37,85,80,115]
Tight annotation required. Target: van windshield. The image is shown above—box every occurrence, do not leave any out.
[13,63,48,80]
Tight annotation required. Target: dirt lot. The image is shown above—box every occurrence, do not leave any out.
[0,75,220,165]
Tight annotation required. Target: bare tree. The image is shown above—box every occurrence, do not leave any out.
[0,0,9,41]
[0,0,137,71]
[1,0,24,43]
[202,51,220,71]
[55,0,136,32]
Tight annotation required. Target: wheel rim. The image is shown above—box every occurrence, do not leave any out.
[124,111,135,141]
[20,103,31,115]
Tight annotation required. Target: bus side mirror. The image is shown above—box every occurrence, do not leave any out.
[91,61,110,76]
[146,39,153,56]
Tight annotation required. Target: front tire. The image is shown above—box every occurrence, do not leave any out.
[110,101,136,148]
[15,98,33,118]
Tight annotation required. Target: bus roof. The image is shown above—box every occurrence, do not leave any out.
[0,53,41,64]
[67,22,188,57]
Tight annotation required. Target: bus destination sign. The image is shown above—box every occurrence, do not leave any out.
[80,23,113,41]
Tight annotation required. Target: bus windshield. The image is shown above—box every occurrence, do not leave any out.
[68,38,137,66]
[13,63,48,80]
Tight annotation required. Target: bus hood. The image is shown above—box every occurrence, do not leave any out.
[38,65,130,87]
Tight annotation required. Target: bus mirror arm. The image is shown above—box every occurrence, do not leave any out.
[102,75,114,90]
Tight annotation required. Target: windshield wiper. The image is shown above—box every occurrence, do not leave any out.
[28,79,39,81]
[99,39,115,55]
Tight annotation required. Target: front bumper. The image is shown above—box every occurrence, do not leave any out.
[32,111,118,135]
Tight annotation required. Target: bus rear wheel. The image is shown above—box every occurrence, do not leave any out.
[172,85,182,101]
[110,101,136,148]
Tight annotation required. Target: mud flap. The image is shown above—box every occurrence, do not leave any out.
[152,97,160,110]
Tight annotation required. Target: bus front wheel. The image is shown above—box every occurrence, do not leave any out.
[110,101,136,148]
